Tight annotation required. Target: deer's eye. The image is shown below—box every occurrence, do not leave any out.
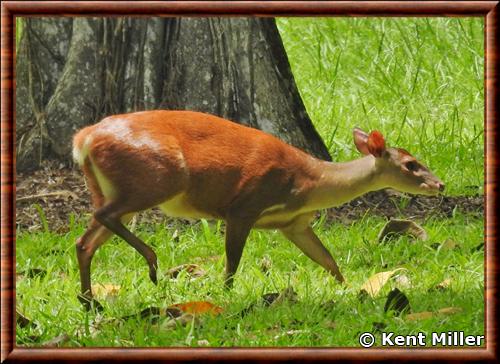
[405,161,419,172]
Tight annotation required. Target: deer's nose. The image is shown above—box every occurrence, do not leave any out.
[437,182,445,192]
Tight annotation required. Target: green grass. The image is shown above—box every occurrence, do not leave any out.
[277,18,484,196]
[16,213,483,347]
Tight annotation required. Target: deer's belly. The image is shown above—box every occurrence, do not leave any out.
[158,193,214,219]
[158,198,311,229]
[254,205,310,229]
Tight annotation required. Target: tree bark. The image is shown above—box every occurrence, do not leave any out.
[16,17,331,172]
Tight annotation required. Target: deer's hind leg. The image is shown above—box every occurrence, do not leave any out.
[93,200,159,285]
[80,137,187,299]
[76,159,137,309]
[76,212,135,309]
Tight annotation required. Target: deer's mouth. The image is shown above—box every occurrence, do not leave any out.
[419,182,441,195]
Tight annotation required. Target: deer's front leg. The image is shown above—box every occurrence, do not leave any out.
[223,219,253,288]
[281,219,345,284]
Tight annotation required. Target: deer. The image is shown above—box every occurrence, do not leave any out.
[73,110,444,309]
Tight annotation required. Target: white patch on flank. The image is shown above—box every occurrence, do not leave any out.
[128,132,162,150]
[96,118,162,152]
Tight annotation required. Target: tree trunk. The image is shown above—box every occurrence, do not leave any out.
[16,17,331,172]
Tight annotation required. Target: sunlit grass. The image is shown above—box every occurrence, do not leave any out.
[277,17,484,196]
[17,213,483,347]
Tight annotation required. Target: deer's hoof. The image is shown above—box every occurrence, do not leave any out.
[149,268,158,285]
[78,293,104,312]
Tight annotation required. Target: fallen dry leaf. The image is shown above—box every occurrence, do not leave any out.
[262,287,298,307]
[170,301,223,315]
[165,263,206,279]
[378,219,428,242]
[260,255,272,274]
[324,320,337,330]
[434,278,452,291]
[197,339,210,346]
[41,333,71,347]
[437,307,462,315]
[405,311,434,321]
[16,309,36,329]
[360,268,405,297]
[441,239,458,250]
[274,329,309,340]
[271,287,298,306]
[239,287,298,317]
[92,283,120,301]
[405,307,462,321]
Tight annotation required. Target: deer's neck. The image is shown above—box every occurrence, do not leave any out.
[306,156,383,210]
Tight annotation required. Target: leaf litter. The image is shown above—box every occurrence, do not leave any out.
[378,219,428,242]
[165,263,206,279]
[359,268,406,298]
[240,287,298,317]
[405,307,463,321]
[433,278,452,291]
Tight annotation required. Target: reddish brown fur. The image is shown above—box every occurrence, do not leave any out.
[367,130,386,157]
[76,111,318,222]
[397,147,412,157]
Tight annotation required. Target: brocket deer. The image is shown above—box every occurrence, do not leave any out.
[73,110,444,308]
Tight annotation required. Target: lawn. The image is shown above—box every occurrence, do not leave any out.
[16,17,484,347]
[16,213,484,347]
[278,17,484,196]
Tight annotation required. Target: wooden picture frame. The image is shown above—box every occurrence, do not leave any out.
[1,1,497,361]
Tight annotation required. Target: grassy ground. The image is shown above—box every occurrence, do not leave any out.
[17,213,483,347]
[16,18,484,347]
[277,17,484,196]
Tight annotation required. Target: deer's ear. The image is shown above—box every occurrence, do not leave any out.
[367,130,386,158]
[353,127,370,155]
